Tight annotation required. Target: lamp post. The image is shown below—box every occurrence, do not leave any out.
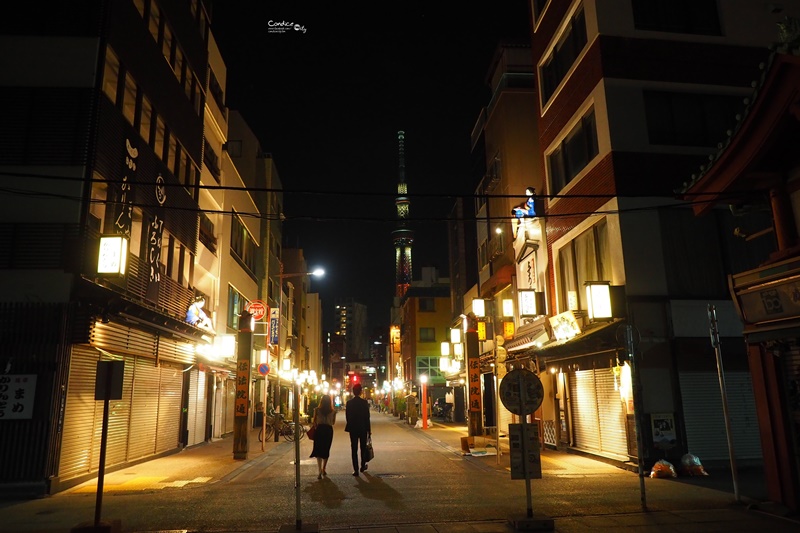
[272,267,325,436]
[420,374,428,429]
[273,267,324,533]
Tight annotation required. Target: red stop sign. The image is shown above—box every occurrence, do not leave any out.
[246,300,268,321]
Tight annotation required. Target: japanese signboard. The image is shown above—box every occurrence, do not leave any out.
[468,357,481,413]
[269,307,279,345]
[509,423,542,479]
[0,374,36,420]
[235,359,250,417]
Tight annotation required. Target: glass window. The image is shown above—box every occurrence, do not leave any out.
[174,46,185,83]
[419,327,436,342]
[227,285,247,330]
[162,24,173,65]
[130,207,143,257]
[416,356,444,383]
[121,72,137,126]
[541,7,587,103]
[644,91,742,147]
[632,0,721,35]
[548,108,598,193]
[231,212,257,275]
[418,298,435,312]
[164,129,176,172]
[148,1,160,43]
[557,218,610,312]
[88,175,108,233]
[139,94,152,142]
[102,47,120,104]
[153,115,165,161]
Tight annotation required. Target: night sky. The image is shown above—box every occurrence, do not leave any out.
[211,2,532,330]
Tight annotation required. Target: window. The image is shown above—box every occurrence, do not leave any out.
[416,356,444,384]
[133,0,145,18]
[419,327,436,342]
[419,298,435,312]
[644,91,742,147]
[130,207,143,257]
[231,212,257,275]
[541,6,587,103]
[102,47,120,104]
[148,1,160,43]
[548,108,598,193]
[139,94,152,143]
[632,0,721,35]
[199,211,217,253]
[557,219,611,312]
[121,72,137,126]
[166,130,177,175]
[227,285,248,330]
[153,115,165,161]
[162,24,173,65]
[88,176,108,232]
[531,0,548,24]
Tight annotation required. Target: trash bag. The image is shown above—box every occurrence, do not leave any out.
[679,453,709,476]
[650,459,677,478]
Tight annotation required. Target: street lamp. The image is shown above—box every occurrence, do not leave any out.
[420,374,428,430]
[272,267,324,533]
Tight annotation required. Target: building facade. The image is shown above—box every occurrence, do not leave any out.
[0,0,220,495]
[526,0,788,468]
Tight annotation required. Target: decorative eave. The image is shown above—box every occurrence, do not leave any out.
[679,43,800,216]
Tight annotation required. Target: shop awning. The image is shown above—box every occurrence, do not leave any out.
[534,319,625,362]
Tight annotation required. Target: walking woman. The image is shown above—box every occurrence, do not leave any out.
[309,394,336,479]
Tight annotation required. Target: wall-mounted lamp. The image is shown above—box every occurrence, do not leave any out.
[518,290,546,317]
[585,281,613,321]
[502,298,514,318]
[450,328,462,344]
[97,235,129,276]
[472,298,486,318]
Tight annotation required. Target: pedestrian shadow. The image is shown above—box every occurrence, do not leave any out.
[303,478,347,509]
[354,474,406,510]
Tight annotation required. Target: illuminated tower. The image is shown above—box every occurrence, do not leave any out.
[392,131,413,298]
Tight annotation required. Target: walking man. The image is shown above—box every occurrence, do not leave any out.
[345,383,371,476]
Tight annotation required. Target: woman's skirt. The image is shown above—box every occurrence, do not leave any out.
[309,424,334,459]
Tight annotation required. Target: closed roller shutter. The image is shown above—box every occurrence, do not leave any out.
[569,370,601,451]
[128,357,160,460]
[679,371,762,461]
[224,376,235,435]
[186,367,207,446]
[102,355,133,469]
[156,362,182,454]
[59,346,100,479]
[595,368,628,458]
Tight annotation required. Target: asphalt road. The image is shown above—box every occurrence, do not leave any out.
[0,411,796,532]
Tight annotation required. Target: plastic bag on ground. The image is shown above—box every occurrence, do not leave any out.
[679,453,709,476]
[650,459,677,478]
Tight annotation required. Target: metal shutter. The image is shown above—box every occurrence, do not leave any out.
[224,376,235,435]
[128,357,160,460]
[58,346,101,480]
[186,367,207,446]
[679,371,762,461]
[155,362,182,454]
[102,354,132,469]
[595,368,628,458]
[569,370,601,451]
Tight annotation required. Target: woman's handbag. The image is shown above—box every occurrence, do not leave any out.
[366,434,374,461]
[306,424,317,440]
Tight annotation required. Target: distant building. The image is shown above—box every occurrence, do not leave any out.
[335,298,369,361]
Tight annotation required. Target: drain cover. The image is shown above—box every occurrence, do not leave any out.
[375,473,405,479]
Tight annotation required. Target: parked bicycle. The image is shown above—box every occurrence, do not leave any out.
[258,413,306,443]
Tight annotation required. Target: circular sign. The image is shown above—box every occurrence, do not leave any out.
[499,369,544,415]
[246,300,268,321]
[258,363,270,376]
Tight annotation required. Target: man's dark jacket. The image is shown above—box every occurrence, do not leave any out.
[345,396,371,435]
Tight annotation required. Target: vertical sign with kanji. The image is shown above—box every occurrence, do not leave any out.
[0,374,36,419]
[235,359,249,417]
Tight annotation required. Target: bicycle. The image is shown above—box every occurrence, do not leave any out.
[258,413,307,443]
